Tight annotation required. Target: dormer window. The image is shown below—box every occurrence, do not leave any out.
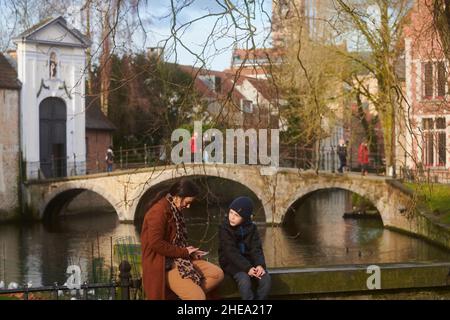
[214,76,222,93]
[242,99,253,113]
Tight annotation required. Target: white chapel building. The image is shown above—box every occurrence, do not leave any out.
[13,16,91,179]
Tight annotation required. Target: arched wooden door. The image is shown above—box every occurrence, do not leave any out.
[39,98,67,178]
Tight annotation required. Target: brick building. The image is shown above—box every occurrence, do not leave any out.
[85,96,116,174]
[402,0,450,174]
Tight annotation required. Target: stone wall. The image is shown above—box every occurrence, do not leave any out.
[0,89,20,221]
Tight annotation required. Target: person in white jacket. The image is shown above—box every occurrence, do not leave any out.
[105,146,114,172]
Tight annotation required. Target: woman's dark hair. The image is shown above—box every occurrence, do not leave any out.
[136,179,200,234]
[146,178,200,211]
[168,178,200,198]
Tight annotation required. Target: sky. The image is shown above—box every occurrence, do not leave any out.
[136,0,273,71]
[1,0,390,71]
[0,0,272,71]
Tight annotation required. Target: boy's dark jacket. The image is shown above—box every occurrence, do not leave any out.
[218,219,267,276]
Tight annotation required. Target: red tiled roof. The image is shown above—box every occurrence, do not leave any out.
[177,64,278,106]
[246,77,278,102]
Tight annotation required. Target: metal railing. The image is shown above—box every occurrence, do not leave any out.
[0,260,141,300]
[28,144,450,183]
[27,143,392,181]
[399,166,450,184]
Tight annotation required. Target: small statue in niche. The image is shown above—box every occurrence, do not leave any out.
[49,52,57,79]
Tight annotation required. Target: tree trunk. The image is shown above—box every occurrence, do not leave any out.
[100,7,113,116]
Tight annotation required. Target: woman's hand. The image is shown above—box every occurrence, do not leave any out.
[186,246,200,256]
[192,250,208,260]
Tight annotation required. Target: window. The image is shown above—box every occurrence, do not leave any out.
[436,117,447,166]
[422,61,447,99]
[242,100,253,113]
[214,76,222,93]
[422,117,447,167]
[437,62,447,97]
[423,62,433,98]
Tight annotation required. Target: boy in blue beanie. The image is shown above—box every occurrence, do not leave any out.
[218,196,271,300]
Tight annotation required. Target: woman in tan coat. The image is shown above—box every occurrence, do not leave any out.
[141,179,224,300]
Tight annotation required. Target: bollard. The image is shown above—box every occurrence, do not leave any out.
[119,261,132,300]
[73,153,77,176]
[23,283,29,300]
[294,144,298,168]
[120,147,123,169]
[83,282,88,300]
[76,288,81,300]
[144,144,148,166]
[54,282,59,300]
[52,154,56,178]
[331,147,336,173]
[110,281,116,301]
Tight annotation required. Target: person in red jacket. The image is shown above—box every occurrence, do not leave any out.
[190,132,199,163]
[358,141,369,176]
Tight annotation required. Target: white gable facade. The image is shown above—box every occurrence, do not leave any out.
[14,17,90,179]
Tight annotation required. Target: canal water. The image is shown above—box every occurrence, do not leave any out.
[0,189,449,287]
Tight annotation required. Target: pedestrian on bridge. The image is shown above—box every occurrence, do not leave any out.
[105,146,114,172]
[337,139,348,173]
[141,179,224,300]
[358,141,369,176]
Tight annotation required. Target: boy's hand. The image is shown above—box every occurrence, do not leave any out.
[255,266,266,278]
[248,267,257,277]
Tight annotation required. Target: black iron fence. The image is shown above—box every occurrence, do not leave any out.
[0,260,141,300]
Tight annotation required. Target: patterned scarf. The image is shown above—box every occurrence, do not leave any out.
[166,194,203,286]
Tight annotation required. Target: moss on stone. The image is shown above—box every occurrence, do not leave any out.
[405,183,450,226]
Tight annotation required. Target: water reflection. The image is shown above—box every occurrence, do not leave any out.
[0,189,449,286]
[0,212,139,287]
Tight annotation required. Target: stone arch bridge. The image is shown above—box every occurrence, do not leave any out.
[24,163,421,236]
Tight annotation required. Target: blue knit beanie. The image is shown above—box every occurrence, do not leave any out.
[229,196,254,220]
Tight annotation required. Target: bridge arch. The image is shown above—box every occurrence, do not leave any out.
[129,166,272,224]
[282,182,387,225]
[39,183,126,221]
